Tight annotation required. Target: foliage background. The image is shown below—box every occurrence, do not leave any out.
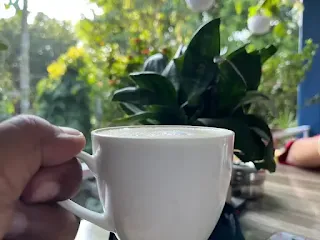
[0,0,318,137]
[0,11,76,116]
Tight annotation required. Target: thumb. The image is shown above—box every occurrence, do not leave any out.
[0,115,86,203]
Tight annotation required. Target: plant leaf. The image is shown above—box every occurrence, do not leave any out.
[112,87,166,105]
[142,53,169,73]
[129,72,177,104]
[232,91,272,113]
[180,18,220,77]
[220,46,262,92]
[249,45,278,65]
[261,0,281,16]
[196,118,264,161]
[199,87,219,119]
[273,22,286,38]
[0,42,8,51]
[162,44,185,75]
[119,103,143,115]
[146,105,188,125]
[184,18,220,63]
[119,103,153,125]
[263,141,276,172]
[162,44,185,90]
[234,1,243,15]
[243,114,276,172]
[252,141,276,172]
[225,44,249,59]
[217,46,262,111]
[216,72,246,112]
[188,101,205,124]
[257,45,277,64]
[113,111,156,124]
[175,19,220,107]
[250,127,270,142]
[115,104,187,125]
[244,114,272,141]
[181,61,218,107]
[248,6,259,17]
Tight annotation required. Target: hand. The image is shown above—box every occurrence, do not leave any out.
[0,115,86,240]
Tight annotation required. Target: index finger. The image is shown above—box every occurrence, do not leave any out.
[0,115,86,202]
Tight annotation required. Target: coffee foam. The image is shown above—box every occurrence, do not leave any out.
[95,126,229,139]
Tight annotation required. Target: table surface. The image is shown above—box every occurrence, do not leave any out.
[240,164,320,240]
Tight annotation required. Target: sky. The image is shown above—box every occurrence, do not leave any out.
[0,0,102,23]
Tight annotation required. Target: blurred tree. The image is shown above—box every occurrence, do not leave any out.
[36,46,93,152]
[205,0,317,128]
[257,39,318,126]
[204,0,302,53]
[0,40,15,121]
[62,0,202,126]
[2,0,31,113]
[76,0,199,51]
[19,0,30,113]
[0,12,77,109]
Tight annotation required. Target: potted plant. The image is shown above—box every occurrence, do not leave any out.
[112,17,276,174]
[111,17,277,239]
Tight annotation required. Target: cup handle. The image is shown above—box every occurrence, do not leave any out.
[58,151,115,232]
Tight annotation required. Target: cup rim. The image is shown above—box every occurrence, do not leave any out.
[91,125,234,140]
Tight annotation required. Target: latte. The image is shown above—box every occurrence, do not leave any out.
[95,126,230,139]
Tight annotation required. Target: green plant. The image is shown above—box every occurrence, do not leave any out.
[258,39,318,125]
[35,48,93,152]
[271,109,297,130]
[112,18,277,172]
[0,72,15,122]
[0,41,15,122]
[0,41,8,51]
[36,67,92,151]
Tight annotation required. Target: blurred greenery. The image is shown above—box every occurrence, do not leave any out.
[0,13,77,88]
[0,12,77,118]
[257,39,318,126]
[35,47,93,152]
[0,40,15,121]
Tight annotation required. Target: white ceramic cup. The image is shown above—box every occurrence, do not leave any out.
[59,125,234,240]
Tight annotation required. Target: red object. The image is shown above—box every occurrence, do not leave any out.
[278,135,320,165]
[141,49,150,55]
[278,140,295,165]
[161,48,168,55]
[133,38,141,44]
[108,79,117,86]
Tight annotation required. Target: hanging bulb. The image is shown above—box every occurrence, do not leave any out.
[247,15,271,35]
[185,0,215,12]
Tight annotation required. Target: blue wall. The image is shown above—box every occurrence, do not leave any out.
[298,0,320,135]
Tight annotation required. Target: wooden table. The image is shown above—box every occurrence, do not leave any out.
[240,164,320,240]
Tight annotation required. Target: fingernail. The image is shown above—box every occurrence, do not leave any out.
[59,127,83,136]
[5,212,28,238]
[31,181,60,202]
